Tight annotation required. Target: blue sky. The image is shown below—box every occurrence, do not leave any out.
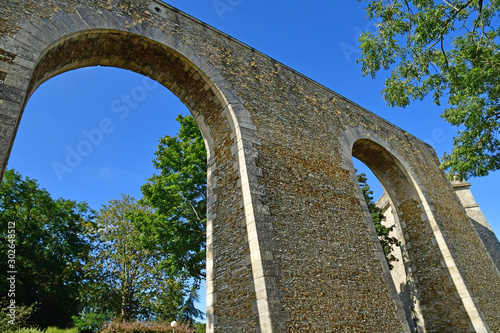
[7,0,499,318]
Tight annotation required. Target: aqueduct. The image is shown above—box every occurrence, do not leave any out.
[0,1,499,332]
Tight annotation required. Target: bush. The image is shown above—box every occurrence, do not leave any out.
[192,322,205,333]
[100,320,194,333]
[72,310,112,333]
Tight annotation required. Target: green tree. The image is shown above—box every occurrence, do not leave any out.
[80,195,189,323]
[148,277,186,322]
[72,309,113,333]
[0,169,94,328]
[357,0,500,179]
[357,172,401,269]
[180,286,204,326]
[82,195,160,320]
[140,114,207,283]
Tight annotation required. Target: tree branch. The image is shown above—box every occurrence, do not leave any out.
[443,0,459,11]
[404,0,413,46]
[485,110,500,121]
[424,0,474,64]
[445,0,474,26]
[187,199,202,222]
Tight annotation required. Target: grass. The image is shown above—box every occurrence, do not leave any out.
[16,328,78,333]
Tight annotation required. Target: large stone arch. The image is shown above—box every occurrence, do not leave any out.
[0,5,282,332]
[1,1,499,332]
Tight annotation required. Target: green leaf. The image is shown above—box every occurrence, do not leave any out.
[357,0,500,178]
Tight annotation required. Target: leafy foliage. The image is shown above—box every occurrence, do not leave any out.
[0,169,94,328]
[140,115,207,283]
[80,195,187,322]
[180,287,204,326]
[0,297,36,332]
[357,172,401,269]
[72,309,112,333]
[148,278,187,323]
[41,328,78,333]
[192,322,206,333]
[358,0,500,179]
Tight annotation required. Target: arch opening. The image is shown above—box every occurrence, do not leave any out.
[24,29,221,163]
[9,59,211,330]
[351,138,473,333]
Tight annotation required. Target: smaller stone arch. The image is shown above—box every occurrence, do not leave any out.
[340,128,490,332]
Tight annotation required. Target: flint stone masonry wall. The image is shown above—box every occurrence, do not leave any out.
[0,1,499,332]
[451,181,500,274]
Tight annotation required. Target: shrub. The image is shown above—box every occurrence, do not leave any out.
[192,322,205,333]
[72,309,112,333]
[100,320,194,333]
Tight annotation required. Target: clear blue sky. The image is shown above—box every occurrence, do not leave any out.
[7,0,499,318]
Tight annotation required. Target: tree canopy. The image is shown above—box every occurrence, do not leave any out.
[139,114,207,283]
[78,195,188,323]
[0,169,94,328]
[358,0,500,179]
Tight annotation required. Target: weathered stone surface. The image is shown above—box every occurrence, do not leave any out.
[0,1,499,332]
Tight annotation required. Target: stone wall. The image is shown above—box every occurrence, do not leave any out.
[1,1,499,331]
[451,181,500,276]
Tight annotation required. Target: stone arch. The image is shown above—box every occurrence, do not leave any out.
[341,128,490,332]
[0,8,277,332]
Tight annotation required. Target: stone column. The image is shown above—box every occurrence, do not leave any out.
[452,179,500,273]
